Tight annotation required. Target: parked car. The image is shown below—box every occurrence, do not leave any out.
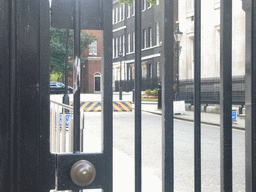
[50,82,73,94]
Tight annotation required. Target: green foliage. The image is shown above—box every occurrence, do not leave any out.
[119,0,158,6]
[50,71,63,82]
[145,89,152,95]
[153,88,158,96]
[50,28,96,81]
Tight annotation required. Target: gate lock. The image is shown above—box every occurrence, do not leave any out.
[56,153,104,190]
[70,160,96,186]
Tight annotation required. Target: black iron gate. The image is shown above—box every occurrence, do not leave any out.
[1,0,256,192]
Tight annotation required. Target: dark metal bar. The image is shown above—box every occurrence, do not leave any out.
[135,0,142,191]
[220,0,232,191]
[162,0,174,191]
[194,0,201,191]
[73,0,81,154]
[244,0,256,191]
[102,0,113,191]
[63,29,70,107]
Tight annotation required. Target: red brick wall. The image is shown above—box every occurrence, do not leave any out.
[81,30,102,93]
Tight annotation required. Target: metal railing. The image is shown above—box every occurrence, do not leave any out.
[50,100,84,154]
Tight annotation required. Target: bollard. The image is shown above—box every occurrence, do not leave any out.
[158,83,162,109]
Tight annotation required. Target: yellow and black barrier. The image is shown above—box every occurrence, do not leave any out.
[69,101,132,112]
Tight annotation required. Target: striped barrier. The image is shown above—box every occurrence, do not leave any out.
[69,101,132,112]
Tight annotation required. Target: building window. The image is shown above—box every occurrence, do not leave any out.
[149,27,152,47]
[116,7,118,22]
[112,8,115,24]
[132,31,135,52]
[127,4,131,18]
[148,1,152,9]
[123,4,125,20]
[116,37,118,58]
[89,40,97,55]
[148,63,152,78]
[143,29,147,48]
[119,36,122,54]
[132,2,135,16]
[128,33,131,53]
[186,0,194,13]
[119,5,122,21]
[142,0,146,11]
[156,62,160,77]
[155,22,160,45]
[123,35,125,56]
[113,38,115,58]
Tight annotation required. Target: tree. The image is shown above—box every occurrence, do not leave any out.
[50,28,96,82]
[119,0,158,6]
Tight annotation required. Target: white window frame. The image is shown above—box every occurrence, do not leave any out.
[112,8,115,24]
[89,40,97,55]
[132,2,135,16]
[143,0,146,11]
[132,31,135,52]
[155,22,160,45]
[116,7,118,23]
[143,29,147,49]
[156,62,160,77]
[119,5,122,21]
[149,27,152,47]
[127,4,131,18]
[119,36,122,54]
[128,33,131,53]
[148,1,152,9]
[116,37,118,58]
[113,38,115,58]
[123,35,125,56]
[123,4,125,20]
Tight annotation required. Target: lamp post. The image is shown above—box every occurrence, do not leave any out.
[119,51,123,100]
[174,24,183,101]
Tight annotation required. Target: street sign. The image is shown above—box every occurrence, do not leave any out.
[232,110,237,121]
[60,114,71,127]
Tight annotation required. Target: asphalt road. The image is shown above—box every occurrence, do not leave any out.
[82,111,245,192]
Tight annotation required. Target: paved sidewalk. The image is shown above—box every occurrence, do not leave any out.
[140,102,245,130]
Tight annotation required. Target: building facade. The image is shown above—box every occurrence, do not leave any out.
[81,30,102,93]
[112,0,245,93]
[178,0,245,80]
[112,0,164,91]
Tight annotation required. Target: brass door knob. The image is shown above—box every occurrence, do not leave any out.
[70,160,96,187]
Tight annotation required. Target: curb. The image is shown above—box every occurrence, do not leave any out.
[141,109,245,131]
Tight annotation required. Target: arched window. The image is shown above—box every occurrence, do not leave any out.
[94,72,101,92]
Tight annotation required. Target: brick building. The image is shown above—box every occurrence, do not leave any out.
[81,30,102,93]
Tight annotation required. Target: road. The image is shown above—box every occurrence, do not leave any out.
[82,111,245,192]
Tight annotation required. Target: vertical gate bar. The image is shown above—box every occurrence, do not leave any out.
[56,108,60,153]
[162,0,175,191]
[245,0,256,191]
[62,113,66,152]
[220,0,232,191]
[135,0,142,191]
[102,0,113,191]
[73,0,81,154]
[194,0,201,191]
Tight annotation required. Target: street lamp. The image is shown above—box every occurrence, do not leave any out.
[119,51,123,100]
[174,24,183,101]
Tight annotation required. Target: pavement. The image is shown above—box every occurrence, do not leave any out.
[112,91,245,130]
[140,101,245,130]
